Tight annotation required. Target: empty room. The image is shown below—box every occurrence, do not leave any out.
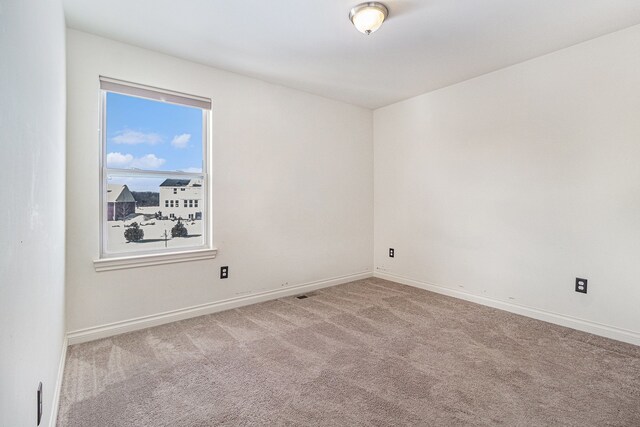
[2,0,640,426]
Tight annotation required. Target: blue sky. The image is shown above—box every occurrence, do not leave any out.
[106,92,203,173]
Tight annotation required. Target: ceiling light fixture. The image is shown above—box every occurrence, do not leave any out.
[349,2,389,35]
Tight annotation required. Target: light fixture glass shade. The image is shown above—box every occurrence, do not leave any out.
[349,2,388,35]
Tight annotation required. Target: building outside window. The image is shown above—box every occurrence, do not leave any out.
[159,180,204,221]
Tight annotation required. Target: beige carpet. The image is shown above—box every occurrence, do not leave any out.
[57,278,640,426]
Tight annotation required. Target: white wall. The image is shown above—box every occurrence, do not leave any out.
[0,0,67,425]
[374,25,640,344]
[66,30,373,334]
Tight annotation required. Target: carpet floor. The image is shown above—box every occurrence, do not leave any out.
[57,278,640,426]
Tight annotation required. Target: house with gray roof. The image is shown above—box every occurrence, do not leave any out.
[159,178,203,220]
[106,184,136,221]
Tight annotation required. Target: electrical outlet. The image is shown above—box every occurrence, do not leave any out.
[37,382,42,426]
[389,248,394,258]
[575,278,587,294]
[220,266,229,279]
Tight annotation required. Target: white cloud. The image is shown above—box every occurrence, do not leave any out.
[131,154,166,169]
[171,133,191,148]
[106,152,133,167]
[106,152,166,170]
[111,129,163,145]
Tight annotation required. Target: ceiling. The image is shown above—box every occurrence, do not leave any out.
[63,0,640,109]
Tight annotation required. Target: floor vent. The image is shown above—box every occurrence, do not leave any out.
[296,295,309,300]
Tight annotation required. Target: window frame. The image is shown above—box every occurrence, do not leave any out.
[94,77,216,271]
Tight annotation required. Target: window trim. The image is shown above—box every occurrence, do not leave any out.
[95,77,215,271]
[93,248,218,272]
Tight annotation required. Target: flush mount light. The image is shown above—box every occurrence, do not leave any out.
[349,2,389,35]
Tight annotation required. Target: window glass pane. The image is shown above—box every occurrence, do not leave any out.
[105,92,203,173]
[105,175,205,254]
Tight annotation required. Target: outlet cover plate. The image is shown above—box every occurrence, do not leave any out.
[37,382,42,425]
[575,277,587,294]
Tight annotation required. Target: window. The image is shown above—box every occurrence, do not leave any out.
[98,77,213,267]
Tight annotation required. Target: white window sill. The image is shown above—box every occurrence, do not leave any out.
[93,248,217,272]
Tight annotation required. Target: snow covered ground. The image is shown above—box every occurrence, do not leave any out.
[105,206,204,254]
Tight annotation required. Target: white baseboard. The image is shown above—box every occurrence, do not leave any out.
[49,335,68,427]
[67,271,373,345]
[374,271,640,347]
